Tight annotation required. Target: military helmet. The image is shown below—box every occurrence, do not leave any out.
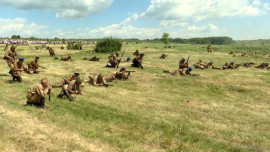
[76,77,84,83]
[188,66,193,71]
[121,67,126,70]
[19,57,24,61]
[74,72,80,76]
[140,53,145,55]
[181,58,186,61]
[127,57,131,60]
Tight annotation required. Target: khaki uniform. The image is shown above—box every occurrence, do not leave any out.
[89,76,108,86]
[53,75,77,88]
[4,50,18,68]
[61,56,73,61]
[63,80,81,97]
[108,54,120,67]
[12,61,26,77]
[115,71,129,80]
[207,45,212,53]
[28,60,39,74]
[133,50,140,56]
[179,61,188,69]
[49,48,55,56]
[160,54,167,59]
[26,83,49,103]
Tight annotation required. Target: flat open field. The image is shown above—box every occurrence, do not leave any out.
[0,43,269,152]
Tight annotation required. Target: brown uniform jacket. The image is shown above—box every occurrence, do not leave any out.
[92,76,108,86]
[4,50,18,60]
[28,60,39,69]
[28,83,49,98]
[14,61,26,71]
[67,80,81,94]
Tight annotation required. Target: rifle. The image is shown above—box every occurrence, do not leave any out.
[126,71,135,73]
[48,89,51,102]
[4,44,8,51]
[38,65,47,69]
[186,55,190,66]
[117,50,126,68]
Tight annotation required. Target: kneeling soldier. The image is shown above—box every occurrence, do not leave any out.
[58,77,83,101]
[10,57,27,83]
[26,78,52,108]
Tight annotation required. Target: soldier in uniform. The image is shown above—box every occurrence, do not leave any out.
[10,57,27,82]
[58,77,84,101]
[89,56,100,61]
[89,74,110,87]
[207,45,212,53]
[49,47,55,56]
[164,66,196,76]
[160,54,168,59]
[28,57,40,74]
[4,46,18,68]
[52,72,80,88]
[105,67,131,82]
[61,55,74,61]
[133,49,140,56]
[106,53,120,68]
[132,53,144,69]
[179,58,188,69]
[227,62,240,69]
[26,78,52,108]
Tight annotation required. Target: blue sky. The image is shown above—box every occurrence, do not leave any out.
[0,0,269,40]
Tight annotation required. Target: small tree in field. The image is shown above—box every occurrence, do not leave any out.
[162,33,170,48]
[95,37,122,53]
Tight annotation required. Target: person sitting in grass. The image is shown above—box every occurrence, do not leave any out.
[132,53,144,69]
[58,77,83,101]
[26,78,52,109]
[52,72,80,88]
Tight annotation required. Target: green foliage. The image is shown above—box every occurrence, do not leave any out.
[162,33,170,45]
[11,35,21,39]
[95,37,122,53]
[148,36,234,45]
[67,42,83,50]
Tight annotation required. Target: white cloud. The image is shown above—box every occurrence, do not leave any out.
[0,0,113,18]
[252,0,262,6]
[141,0,269,24]
[0,18,47,37]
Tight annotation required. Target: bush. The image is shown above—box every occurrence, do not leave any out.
[95,37,122,53]
[67,42,82,50]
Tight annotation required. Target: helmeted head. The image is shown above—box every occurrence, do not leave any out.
[140,53,145,57]
[127,57,131,61]
[19,57,24,62]
[188,66,193,71]
[76,77,84,85]
[74,72,80,78]
[116,52,120,56]
[120,67,126,72]
[230,62,234,65]
[98,74,103,80]
[181,58,186,61]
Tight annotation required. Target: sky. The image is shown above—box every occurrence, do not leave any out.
[0,0,270,40]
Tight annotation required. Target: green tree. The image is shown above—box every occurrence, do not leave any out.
[95,37,122,53]
[162,33,170,45]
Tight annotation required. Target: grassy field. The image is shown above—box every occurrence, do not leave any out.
[0,43,269,152]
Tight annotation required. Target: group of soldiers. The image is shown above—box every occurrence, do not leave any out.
[2,44,269,109]
[4,46,45,82]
